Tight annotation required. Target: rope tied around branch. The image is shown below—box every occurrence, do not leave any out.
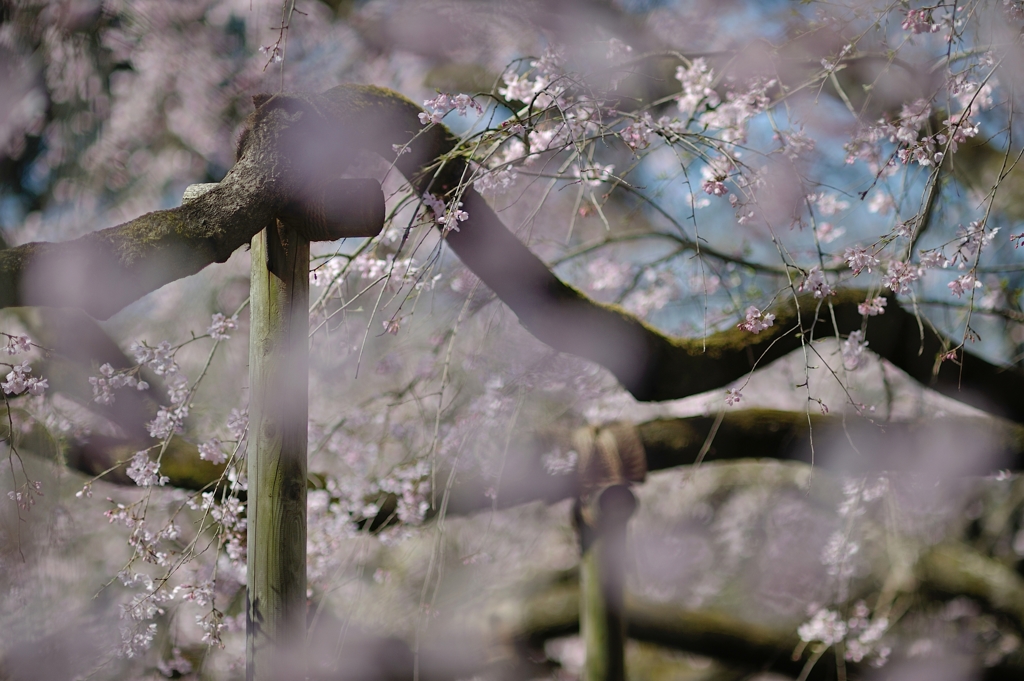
[573,421,647,500]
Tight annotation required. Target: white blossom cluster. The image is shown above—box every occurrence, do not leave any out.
[2,360,47,396]
[198,437,228,465]
[88,362,148,405]
[226,407,248,440]
[422,192,469,235]
[125,450,169,487]
[844,247,880,276]
[2,334,31,355]
[8,480,43,511]
[798,602,890,667]
[858,297,887,316]
[798,266,834,299]
[2,334,45,395]
[737,306,775,334]
[841,330,869,371]
[188,490,247,565]
[127,341,190,439]
[377,459,432,526]
[206,312,237,341]
[417,92,483,126]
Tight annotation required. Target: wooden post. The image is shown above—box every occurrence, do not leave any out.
[223,175,385,681]
[247,219,310,681]
[572,423,646,681]
[578,484,637,681]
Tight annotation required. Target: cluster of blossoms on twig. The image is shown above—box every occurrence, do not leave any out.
[737,306,775,334]
[798,266,834,299]
[126,450,169,487]
[844,247,880,276]
[883,261,924,295]
[89,363,148,404]
[842,331,869,370]
[310,252,440,303]
[846,62,993,174]
[2,360,48,396]
[8,479,43,511]
[858,297,887,316]
[902,8,942,34]
[3,333,32,355]
[423,192,469,236]
[798,602,891,666]
[207,312,237,340]
[2,333,47,397]
[418,92,483,126]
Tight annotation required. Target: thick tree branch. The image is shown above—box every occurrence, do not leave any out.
[441,410,1024,517]
[0,97,381,319]
[917,542,1024,631]
[510,535,1024,680]
[2,84,1022,421]
[506,571,826,679]
[21,406,1024,502]
[0,164,274,319]
[0,403,223,491]
[316,86,1024,421]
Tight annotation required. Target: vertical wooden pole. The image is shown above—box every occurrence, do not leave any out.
[579,484,637,681]
[247,220,310,681]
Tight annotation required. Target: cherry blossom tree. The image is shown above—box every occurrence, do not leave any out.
[4,0,1024,679]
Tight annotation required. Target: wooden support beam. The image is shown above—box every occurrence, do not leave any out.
[246,220,311,681]
[577,484,638,681]
[239,165,385,679]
